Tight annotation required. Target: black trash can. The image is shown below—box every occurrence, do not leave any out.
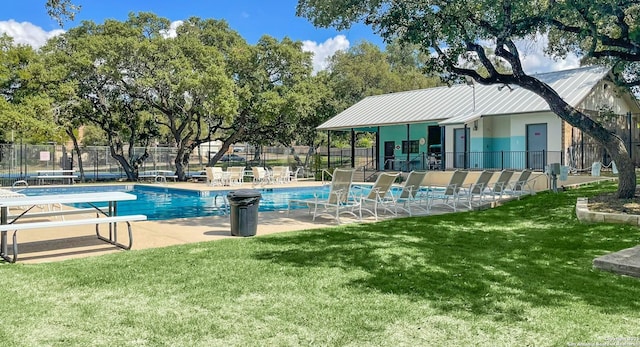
[227,189,262,236]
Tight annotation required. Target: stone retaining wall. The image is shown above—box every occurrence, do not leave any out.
[575,197,640,226]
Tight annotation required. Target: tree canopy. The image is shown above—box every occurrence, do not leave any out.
[0,35,63,143]
[45,0,80,26]
[544,1,640,93]
[27,13,330,181]
[297,0,640,198]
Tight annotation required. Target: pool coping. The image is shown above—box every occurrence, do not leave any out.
[3,175,621,264]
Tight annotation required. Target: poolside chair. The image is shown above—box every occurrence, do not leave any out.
[427,170,469,212]
[358,172,400,221]
[227,167,244,185]
[252,167,270,186]
[460,170,494,208]
[0,188,27,200]
[289,167,301,182]
[392,171,430,216]
[205,167,225,186]
[505,169,537,198]
[271,166,289,184]
[0,186,62,218]
[287,168,359,224]
[485,170,515,201]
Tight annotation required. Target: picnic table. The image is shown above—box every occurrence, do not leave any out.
[0,192,146,263]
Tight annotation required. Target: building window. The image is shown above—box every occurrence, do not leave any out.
[402,140,419,154]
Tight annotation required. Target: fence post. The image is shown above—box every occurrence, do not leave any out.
[95,148,99,181]
[501,151,504,171]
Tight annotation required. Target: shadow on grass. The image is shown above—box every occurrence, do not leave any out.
[253,182,640,318]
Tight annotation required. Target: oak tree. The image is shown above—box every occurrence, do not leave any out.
[297,0,639,198]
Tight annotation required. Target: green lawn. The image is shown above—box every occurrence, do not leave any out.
[1,182,639,346]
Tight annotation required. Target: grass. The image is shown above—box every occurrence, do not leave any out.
[1,182,639,346]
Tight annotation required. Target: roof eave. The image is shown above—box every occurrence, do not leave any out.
[317,119,448,131]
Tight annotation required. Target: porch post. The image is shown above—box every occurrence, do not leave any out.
[375,127,380,171]
[327,131,331,169]
[463,124,468,169]
[406,124,411,172]
[351,128,355,168]
[440,126,446,171]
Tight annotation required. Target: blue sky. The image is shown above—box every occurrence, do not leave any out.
[0,0,578,74]
[3,0,383,45]
[1,0,388,72]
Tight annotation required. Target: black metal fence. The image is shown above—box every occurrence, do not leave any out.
[322,145,633,177]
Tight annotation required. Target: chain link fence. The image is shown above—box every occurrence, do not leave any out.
[0,144,321,185]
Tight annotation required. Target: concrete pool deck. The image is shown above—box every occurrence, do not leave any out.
[2,173,618,264]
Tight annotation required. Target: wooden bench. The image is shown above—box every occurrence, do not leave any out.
[0,214,147,263]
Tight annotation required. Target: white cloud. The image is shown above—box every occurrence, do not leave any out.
[515,33,581,74]
[160,20,184,39]
[463,34,581,75]
[302,35,350,73]
[0,20,64,48]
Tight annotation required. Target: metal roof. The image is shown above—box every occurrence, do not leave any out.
[317,65,610,130]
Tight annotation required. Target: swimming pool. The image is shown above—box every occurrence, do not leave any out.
[16,184,352,221]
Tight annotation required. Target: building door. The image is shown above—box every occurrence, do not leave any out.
[454,128,469,168]
[526,123,547,170]
[384,141,395,170]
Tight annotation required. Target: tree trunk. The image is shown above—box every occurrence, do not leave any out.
[607,141,636,197]
[107,139,148,182]
[174,148,189,181]
[208,129,246,166]
[110,150,136,181]
[253,145,261,162]
[289,146,303,167]
[304,144,315,168]
[66,127,85,183]
[520,75,636,198]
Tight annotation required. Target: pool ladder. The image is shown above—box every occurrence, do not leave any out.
[213,193,230,215]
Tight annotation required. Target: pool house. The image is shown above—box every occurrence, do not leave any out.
[317,66,640,174]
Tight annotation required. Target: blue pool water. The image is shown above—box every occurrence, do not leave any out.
[16,185,344,221]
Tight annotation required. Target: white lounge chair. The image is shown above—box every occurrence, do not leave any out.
[427,170,469,212]
[289,167,301,182]
[271,166,290,184]
[485,170,515,200]
[460,170,494,208]
[227,167,244,185]
[392,171,430,216]
[287,168,359,224]
[205,167,225,186]
[358,172,400,221]
[252,167,270,186]
[1,184,63,218]
[506,169,536,198]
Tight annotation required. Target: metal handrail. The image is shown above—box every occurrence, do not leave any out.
[357,158,377,182]
[321,169,333,184]
[383,157,418,172]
